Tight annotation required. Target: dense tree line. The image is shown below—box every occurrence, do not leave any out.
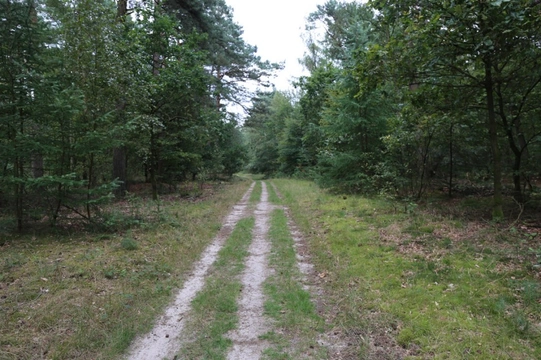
[244,0,541,220]
[0,0,271,230]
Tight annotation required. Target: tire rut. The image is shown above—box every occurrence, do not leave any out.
[124,182,255,360]
[226,181,273,360]
[124,180,321,359]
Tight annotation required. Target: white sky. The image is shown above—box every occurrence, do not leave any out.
[225,0,331,91]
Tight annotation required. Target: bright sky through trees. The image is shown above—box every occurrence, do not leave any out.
[225,0,360,91]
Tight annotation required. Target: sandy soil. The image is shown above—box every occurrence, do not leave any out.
[124,180,323,360]
[226,182,272,359]
[124,182,255,360]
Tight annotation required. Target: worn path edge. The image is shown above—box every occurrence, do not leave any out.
[226,181,273,360]
[124,182,255,360]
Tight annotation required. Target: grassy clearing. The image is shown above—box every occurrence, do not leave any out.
[262,208,325,359]
[273,179,541,359]
[236,172,265,181]
[178,217,255,359]
[0,180,250,360]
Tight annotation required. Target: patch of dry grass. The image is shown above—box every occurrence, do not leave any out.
[0,179,250,360]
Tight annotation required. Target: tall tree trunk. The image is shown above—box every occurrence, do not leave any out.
[113,146,127,196]
[448,122,453,198]
[112,0,129,198]
[511,117,529,201]
[15,108,24,232]
[153,52,161,76]
[151,167,158,201]
[215,65,222,109]
[497,83,524,203]
[416,129,433,199]
[484,60,504,220]
[15,157,23,232]
[117,0,127,19]
[87,153,94,219]
[32,154,44,178]
[150,129,158,201]
[512,154,522,202]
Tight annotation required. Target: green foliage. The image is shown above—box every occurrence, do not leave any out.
[244,91,296,176]
[0,0,51,229]
[370,0,541,214]
[242,0,541,221]
[0,0,268,231]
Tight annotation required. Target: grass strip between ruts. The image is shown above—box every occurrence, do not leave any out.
[177,216,255,359]
[266,182,282,205]
[262,208,326,359]
[249,181,262,203]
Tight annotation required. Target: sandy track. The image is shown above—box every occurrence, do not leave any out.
[124,180,320,359]
[226,182,272,360]
[124,182,255,360]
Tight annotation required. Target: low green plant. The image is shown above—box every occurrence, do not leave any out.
[266,182,282,204]
[103,266,118,279]
[250,181,262,203]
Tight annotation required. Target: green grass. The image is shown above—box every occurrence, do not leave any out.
[266,182,282,204]
[250,181,263,203]
[178,217,255,359]
[236,172,266,181]
[262,209,325,359]
[272,178,541,359]
[0,180,251,360]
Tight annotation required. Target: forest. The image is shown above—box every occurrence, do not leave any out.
[1,0,272,231]
[1,0,541,225]
[2,1,541,359]
[244,0,541,221]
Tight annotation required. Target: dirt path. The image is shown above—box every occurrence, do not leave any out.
[226,182,272,359]
[124,180,318,360]
[125,182,255,360]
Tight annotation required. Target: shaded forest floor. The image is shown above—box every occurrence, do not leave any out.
[1,178,540,359]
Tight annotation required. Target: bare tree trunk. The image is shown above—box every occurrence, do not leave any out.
[15,157,23,232]
[150,128,158,201]
[32,154,43,178]
[15,107,24,232]
[215,66,222,109]
[113,147,127,196]
[485,60,504,220]
[448,123,454,198]
[112,0,129,198]
[87,153,94,219]
[117,0,127,19]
